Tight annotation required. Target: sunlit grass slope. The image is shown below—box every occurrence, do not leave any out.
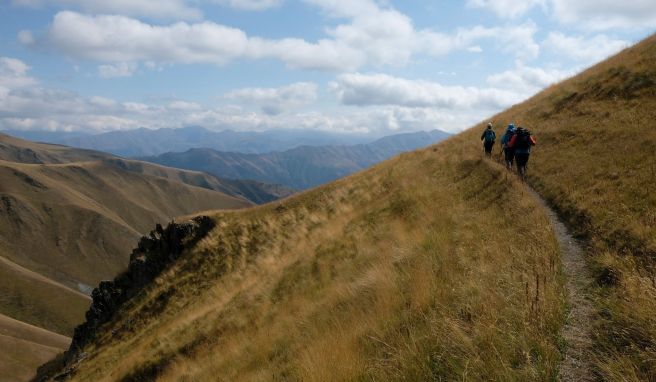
[482,33,656,381]
[59,129,565,381]
[0,313,69,382]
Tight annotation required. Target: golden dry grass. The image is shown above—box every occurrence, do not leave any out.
[41,32,656,382]
[0,313,69,382]
[478,33,656,381]
[61,132,566,381]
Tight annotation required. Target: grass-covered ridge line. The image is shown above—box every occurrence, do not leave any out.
[485,33,656,380]
[43,137,566,381]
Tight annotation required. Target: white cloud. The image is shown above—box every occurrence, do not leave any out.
[98,62,138,78]
[331,73,520,110]
[17,30,34,45]
[544,32,629,64]
[551,0,656,30]
[0,57,37,89]
[466,0,545,19]
[0,62,407,135]
[11,0,202,20]
[25,7,540,72]
[0,71,470,135]
[168,100,203,111]
[32,11,360,71]
[225,82,317,115]
[487,63,572,95]
[89,96,118,108]
[211,0,282,11]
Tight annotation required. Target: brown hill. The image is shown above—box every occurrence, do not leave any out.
[0,133,252,333]
[0,133,255,380]
[36,34,656,382]
[0,313,70,382]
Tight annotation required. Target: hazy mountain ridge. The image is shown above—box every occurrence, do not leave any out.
[4,127,380,157]
[141,130,450,189]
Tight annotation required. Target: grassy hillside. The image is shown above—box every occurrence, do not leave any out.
[38,33,656,382]
[0,134,256,380]
[0,313,69,382]
[45,130,566,380]
[481,33,656,380]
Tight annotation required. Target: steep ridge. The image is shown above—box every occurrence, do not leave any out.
[0,134,253,380]
[37,33,656,382]
[479,33,656,380]
[141,130,449,190]
[38,138,565,380]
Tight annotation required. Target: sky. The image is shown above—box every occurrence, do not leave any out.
[0,0,654,136]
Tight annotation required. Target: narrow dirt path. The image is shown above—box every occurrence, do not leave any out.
[528,189,596,381]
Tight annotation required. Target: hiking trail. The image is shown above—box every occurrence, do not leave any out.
[528,188,595,382]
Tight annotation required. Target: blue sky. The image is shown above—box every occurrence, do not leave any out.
[0,0,654,135]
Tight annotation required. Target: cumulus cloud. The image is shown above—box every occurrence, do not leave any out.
[544,32,629,64]
[225,82,317,115]
[11,0,202,20]
[487,63,572,95]
[98,62,138,78]
[466,0,545,19]
[331,73,521,110]
[211,0,283,11]
[0,68,471,135]
[28,11,361,71]
[0,57,37,89]
[469,0,656,31]
[551,0,656,30]
[89,96,118,109]
[24,5,540,72]
[167,100,203,111]
[0,61,444,135]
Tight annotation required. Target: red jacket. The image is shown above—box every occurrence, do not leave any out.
[508,134,536,154]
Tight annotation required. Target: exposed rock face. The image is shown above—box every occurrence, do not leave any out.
[34,216,215,381]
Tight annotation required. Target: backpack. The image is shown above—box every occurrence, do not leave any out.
[502,131,515,146]
[484,129,496,143]
[515,132,532,151]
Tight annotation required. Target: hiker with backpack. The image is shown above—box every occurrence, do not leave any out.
[500,123,516,170]
[507,127,536,180]
[480,123,496,157]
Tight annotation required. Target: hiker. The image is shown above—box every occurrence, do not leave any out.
[507,127,536,180]
[480,122,496,157]
[500,123,516,169]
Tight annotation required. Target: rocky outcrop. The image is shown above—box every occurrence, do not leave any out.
[33,216,215,381]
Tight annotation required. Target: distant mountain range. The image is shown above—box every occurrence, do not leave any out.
[140,130,450,190]
[3,126,378,157]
